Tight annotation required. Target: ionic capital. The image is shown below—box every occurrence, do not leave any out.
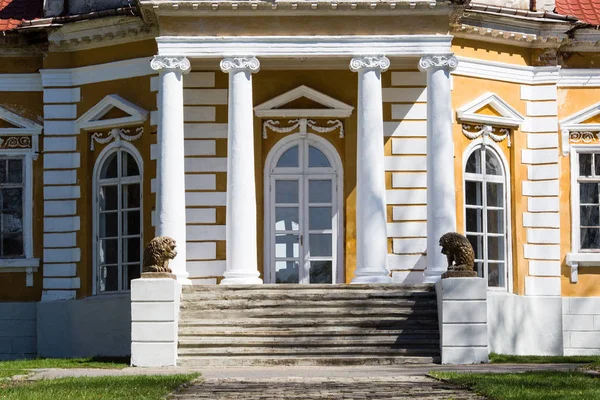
[349,56,390,73]
[418,54,458,72]
[150,56,191,73]
[220,57,260,73]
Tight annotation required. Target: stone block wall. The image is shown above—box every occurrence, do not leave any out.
[563,297,600,356]
[0,303,36,360]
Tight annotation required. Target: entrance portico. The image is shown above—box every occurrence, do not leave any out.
[152,35,457,284]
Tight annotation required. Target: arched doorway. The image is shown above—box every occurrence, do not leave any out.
[264,133,343,284]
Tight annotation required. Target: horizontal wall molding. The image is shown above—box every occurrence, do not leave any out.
[392,205,427,221]
[186,208,217,224]
[386,189,427,205]
[185,123,228,139]
[184,157,227,173]
[523,212,560,228]
[184,106,216,122]
[0,73,42,91]
[383,121,427,137]
[521,149,558,164]
[43,216,80,232]
[387,222,427,238]
[529,260,561,277]
[43,88,80,104]
[392,238,427,254]
[186,225,226,240]
[391,172,427,188]
[41,57,154,87]
[528,197,559,212]
[520,85,557,101]
[522,180,559,196]
[186,241,217,260]
[186,192,226,207]
[391,103,427,120]
[44,200,76,216]
[385,156,426,171]
[454,56,559,85]
[391,138,426,155]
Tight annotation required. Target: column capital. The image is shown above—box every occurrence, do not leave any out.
[418,54,458,72]
[150,56,191,73]
[220,57,260,74]
[349,55,390,73]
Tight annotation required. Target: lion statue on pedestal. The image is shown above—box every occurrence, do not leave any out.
[142,236,177,274]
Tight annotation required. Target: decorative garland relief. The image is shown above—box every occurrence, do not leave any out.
[262,118,344,139]
[462,124,511,147]
[90,127,143,151]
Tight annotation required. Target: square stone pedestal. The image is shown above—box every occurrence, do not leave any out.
[131,278,181,367]
[435,277,489,364]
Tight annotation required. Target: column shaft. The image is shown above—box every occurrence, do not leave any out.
[152,56,191,283]
[350,56,392,284]
[419,55,458,283]
[220,57,262,285]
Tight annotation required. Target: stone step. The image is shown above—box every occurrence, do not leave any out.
[178,326,440,336]
[178,345,439,357]
[178,317,438,328]
[184,284,435,293]
[180,307,438,319]
[176,355,439,367]
[180,298,437,310]
[178,335,439,347]
[182,290,436,302]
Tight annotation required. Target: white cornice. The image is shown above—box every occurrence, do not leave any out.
[157,35,453,58]
[48,16,156,52]
[141,0,450,17]
[453,56,560,84]
[560,103,600,132]
[558,69,600,87]
[0,74,42,92]
[0,107,42,135]
[40,57,155,87]
[457,92,524,128]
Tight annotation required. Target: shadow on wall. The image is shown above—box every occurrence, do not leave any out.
[487,291,563,356]
[37,294,131,358]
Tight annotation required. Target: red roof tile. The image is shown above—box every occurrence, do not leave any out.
[0,0,43,32]
[556,0,600,25]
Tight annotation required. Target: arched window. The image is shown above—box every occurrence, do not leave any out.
[93,145,143,294]
[264,134,343,284]
[464,144,509,288]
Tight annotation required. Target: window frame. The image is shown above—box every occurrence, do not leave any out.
[263,133,344,284]
[92,141,143,295]
[462,139,513,292]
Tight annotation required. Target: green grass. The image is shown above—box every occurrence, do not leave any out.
[490,353,600,365]
[431,371,600,400]
[0,374,199,400]
[0,357,129,371]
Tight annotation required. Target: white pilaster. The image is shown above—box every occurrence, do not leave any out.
[350,56,392,284]
[419,54,458,283]
[220,57,262,285]
[151,56,191,284]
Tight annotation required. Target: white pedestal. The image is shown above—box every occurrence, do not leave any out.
[435,277,489,364]
[130,278,181,367]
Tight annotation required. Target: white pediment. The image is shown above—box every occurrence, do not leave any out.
[77,94,148,131]
[457,92,524,128]
[0,107,42,136]
[254,85,354,118]
[561,102,600,132]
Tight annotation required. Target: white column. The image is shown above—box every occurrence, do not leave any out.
[350,56,392,284]
[419,54,458,283]
[151,56,191,284]
[220,57,262,285]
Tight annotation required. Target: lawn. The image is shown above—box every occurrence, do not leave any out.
[0,357,129,380]
[489,352,600,365]
[431,371,600,400]
[0,374,200,400]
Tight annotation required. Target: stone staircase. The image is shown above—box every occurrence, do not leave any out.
[177,284,440,367]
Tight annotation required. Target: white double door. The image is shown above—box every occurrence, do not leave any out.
[267,141,340,284]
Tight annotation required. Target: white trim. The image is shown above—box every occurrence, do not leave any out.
[462,138,514,293]
[40,57,155,87]
[77,94,149,131]
[254,85,354,118]
[0,74,42,91]
[453,56,560,85]
[92,141,144,295]
[0,107,42,158]
[263,133,344,284]
[558,69,600,87]
[560,102,600,133]
[457,92,524,128]
[156,35,453,58]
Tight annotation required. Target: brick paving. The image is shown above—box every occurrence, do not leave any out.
[171,376,484,399]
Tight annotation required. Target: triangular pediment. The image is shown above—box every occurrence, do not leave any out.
[561,102,600,132]
[0,107,42,135]
[457,92,524,128]
[254,85,354,118]
[76,94,148,131]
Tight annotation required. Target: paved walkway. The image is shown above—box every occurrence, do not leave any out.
[22,363,583,400]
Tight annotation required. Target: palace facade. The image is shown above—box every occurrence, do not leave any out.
[1,0,600,361]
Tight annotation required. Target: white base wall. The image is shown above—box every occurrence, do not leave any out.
[37,295,131,358]
[488,291,563,355]
[563,297,600,356]
[0,303,37,360]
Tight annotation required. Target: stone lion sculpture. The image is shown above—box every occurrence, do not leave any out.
[142,236,177,274]
[439,232,477,277]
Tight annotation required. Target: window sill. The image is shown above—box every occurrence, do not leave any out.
[0,258,40,287]
[566,253,600,283]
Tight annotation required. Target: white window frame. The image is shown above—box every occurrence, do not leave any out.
[263,133,344,284]
[92,141,143,295]
[567,144,600,282]
[463,139,513,293]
